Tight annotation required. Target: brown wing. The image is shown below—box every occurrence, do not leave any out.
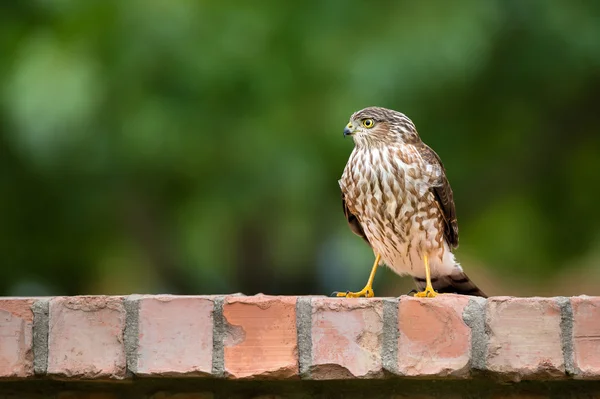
[416,142,459,249]
[341,192,371,246]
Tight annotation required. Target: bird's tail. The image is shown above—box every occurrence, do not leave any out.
[413,269,487,298]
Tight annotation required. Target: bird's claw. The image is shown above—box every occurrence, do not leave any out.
[331,291,348,297]
[413,286,438,298]
[332,287,374,298]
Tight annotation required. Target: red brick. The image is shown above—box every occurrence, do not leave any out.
[310,298,383,379]
[486,297,564,380]
[136,295,213,377]
[397,295,471,377]
[571,296,600,379]
[223,295,298,379]
[48,296,126,379]
[0,298,35,379]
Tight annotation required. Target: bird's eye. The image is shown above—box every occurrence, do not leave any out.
[362,119,374,128]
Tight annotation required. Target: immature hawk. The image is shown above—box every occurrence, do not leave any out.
[335,106,486,298]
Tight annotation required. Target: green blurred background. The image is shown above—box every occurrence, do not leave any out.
[1,1,600,298]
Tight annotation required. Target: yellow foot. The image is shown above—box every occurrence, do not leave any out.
[332,286,374,298]
[333,253,380,298]
[413,286,438,298]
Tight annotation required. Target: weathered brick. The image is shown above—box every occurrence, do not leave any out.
[47,296,126,379]
[397,295,471,377]
[0,298,35,379]
[223,295,298,379]
[486,297,564,380]
[136,296,213,377]
[571,296,600,379]
[310,298,383,379]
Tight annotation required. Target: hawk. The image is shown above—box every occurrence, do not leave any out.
[335,106,486,298]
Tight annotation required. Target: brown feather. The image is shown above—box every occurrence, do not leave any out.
[414,142,459,249]
[339,106,485,298]
[342,192,370,246]
[414,271,487,297]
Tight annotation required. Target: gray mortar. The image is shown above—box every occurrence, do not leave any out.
[124,295,141,376]
[382,298,399,375]
[462,296,487,372]
[211,296,225,377]
[296,297,312,379]
[32,299,50,375]
[556,296,575,376]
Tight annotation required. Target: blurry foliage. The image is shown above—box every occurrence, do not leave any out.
[1,0,600,297]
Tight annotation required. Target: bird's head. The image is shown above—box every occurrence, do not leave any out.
[343,106,419,147]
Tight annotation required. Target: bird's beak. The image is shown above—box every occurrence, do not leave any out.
[343,124,354,137]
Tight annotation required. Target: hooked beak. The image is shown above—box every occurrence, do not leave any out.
[343,124,354,137]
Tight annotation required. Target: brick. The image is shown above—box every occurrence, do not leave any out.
[0,298,35,379]
[223,295,298,379]
[136,296,213,377]
[571,296,600,379]
[486,297,564,380]
[397,295,471,377]
[47,296,126,379]
[310,298,383,379]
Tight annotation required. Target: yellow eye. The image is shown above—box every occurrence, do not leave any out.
[362,119,374,128]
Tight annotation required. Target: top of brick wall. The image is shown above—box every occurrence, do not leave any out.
[0,294,599,382]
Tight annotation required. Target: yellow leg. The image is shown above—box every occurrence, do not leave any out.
[414,254,438,298]
[334,253,380,298]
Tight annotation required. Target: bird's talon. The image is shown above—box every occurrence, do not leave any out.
[413,286,438,298]
[333,254,379,298]
[333,287,375,298]
[332,291,350,297]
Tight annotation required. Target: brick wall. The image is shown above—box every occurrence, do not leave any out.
[1,294,600,398]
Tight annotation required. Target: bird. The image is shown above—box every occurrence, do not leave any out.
[334,106,486,298]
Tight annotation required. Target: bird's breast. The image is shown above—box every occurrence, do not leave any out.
[340,146,425,219]
[340,146,444,264]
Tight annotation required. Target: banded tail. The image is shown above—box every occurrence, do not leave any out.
[413,270,487,298]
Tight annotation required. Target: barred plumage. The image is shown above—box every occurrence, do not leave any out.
[338,106,485,297]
